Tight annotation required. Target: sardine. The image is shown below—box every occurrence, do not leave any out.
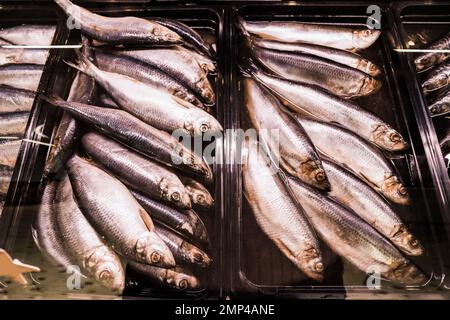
[429,91,450,117]
[0,64,43,91]
[0,47,49,65]
[0,165,13,195]
[66,155,175,268]
[55,174,124,292]
[251,38,381,76]
[252,46,381,99]
[245,66,408,151]
[0,139,21,167]
[179,176,214,211]
[0,85,35,114]
[239,19,381,51]
[294,116,410,205]
[422,60,450,94]
[0,25,56,45]
[322,159,423,256]
[132,190,209,245]
[97,92,119,109]
[415,32,450,72]
[244,78,329,190]
[82,131,192,210]
[242,140,324,281]
[287,176,427,285]
[0,112,29,138]
[54,0,182,45]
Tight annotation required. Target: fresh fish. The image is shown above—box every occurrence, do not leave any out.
[0,139,21,167]
[128,262,201,291]
[294,116,410,205]
[243,140,324,281]
[0,165,13,195]
[54,0,182,45]
[155,224,212,268]
[182,47,217,74]
[67,52,222,136]
[94,50,206,111]
[429,90,450,117]
[422,60,450,94]
[154,17,216,58]
[0,25,56,45]
[245,66,408,151]
[82,131,192,210]
[415,32,450,72]
[117,47,215,105]
[239,19,381,51]
[0,112,29,138]
[251,38,381,76]
[97,92,119,109]
[42,96,213,183]
[132,190,209,245]
[0,85,35,114]
[0,64,43,91]
[67,155,175,267]
[0,47,49,65]
[244,78,329,190]
[179,176,214,211]
[287,176,427,285]
[55,174,125,292]
[252,46,381,99]
[322,159,423,256]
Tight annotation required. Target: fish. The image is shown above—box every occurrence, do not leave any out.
[429,91,450,117]
[128,262,201,291]
[422,60,450,94]
[414,31,450,72]
[116,47,215,105]
[94,50,206,111]
[154,17,216,58]
[0,25,56,45]
[54,0,182,45]
[82,131,192,210]
[183,47,217,75]
[251,46,381,99]
[0,47,49,65]
[244,78,330,190]
[67,52,222,136]
[0,165,13,195]
[0,139,21,167]
[97,92,120,109]
[0,64,44,91]
[132,190,209,245]
[322,159,423,256]
[179,176,214,211]
[0,85,35,114]
[55,174,125,292]
[239,19,381,51]
[0,112,29,138]
[41,95,213,183]
[242,139,324,281]
[287,176,427,285]
[66,155,175,268]
[251,38,381,76]
[244,65,408,151]
[294,116,411,205]
[155,224,212,268]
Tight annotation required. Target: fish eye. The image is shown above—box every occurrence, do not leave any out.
[315,171,326,182]
[99,270,112,281]
[197,194,205,203]
[150,252,161,263]
[178,279,188,290]
[314,262,324,272]
[410,238,419,247]
[389,132,402,142]
[171,192,181,202]
[200,123,209,133]
[398,186,408,196]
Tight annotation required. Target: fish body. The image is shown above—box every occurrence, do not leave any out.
[0,139,21,167]
[0,112,29,138]
[0,165,13,195]
[415,32,450,72]
[179,176,214,211]
[0,64,43,91]
[0,48,49,65]
[0,85,35,114]
[429,91,450,117]
[0,25,56,45]
[422,60,450,94]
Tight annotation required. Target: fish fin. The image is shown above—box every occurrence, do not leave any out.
[358,171,380,190]
[39,93,66,107]
[64,50,96,78]
[138,207,155,232]
[31,225,43,252]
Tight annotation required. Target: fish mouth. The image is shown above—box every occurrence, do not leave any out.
[372,125,409,151]
[297,248,325,282]
[360,76,382,96]
[385,261,428,286]
[391,225,424,256]
[381,175,411,205]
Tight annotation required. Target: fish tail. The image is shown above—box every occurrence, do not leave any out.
[238,57,259,78]
[65,49,97,79]
[40,93,66,108]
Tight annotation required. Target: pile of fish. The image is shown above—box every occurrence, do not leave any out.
[33,0,218,293]
[240,19,427,285]
[0,24,55,209]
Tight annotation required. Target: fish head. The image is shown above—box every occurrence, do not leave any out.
[297,247,325,282]
[136,232,176,268]
[181,242,212,268]
[429,102,450,116]
[386,260,428,286]
[189,114,223,136]
[381,174,411,205]
[151,25,183,44]
[201,87,216,105]
[159,177,192,209]
[391,225,424,256]
[357,59,381,77]
[372,125,409,151]
[353,29,381,49]
[85,247,125,292]
[360,76,382,96]
[423,73,449,93]
[167,268,201,291]
[186,185,214,210]
[300,160,330,191]
[415,53,437,72]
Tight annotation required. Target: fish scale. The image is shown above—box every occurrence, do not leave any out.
[0,112,29,138]
[0,85,35,114]
[0,64,43,91]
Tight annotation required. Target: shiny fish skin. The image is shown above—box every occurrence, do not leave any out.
[244,79,329,190]
[247,67,408,151]
[155,224,212,268]
[295,116,410,205]
[252,38,381,76]
[0,85,35,114]
[55,174,125,292]
[179,176,214,211]
[55,0,181,45]
[287,177,427,285]
[42,96,213,183]
[0,25,56,45]
[0,64,43,91]
[240,19,381,51]
[243,140,324,281]
[429,91,450,117]
[252,46,380,99]
[0,139,21,167]
[67,155,175,268]
[322,160,423,256]
[0,165,12,195]
[415,32,450,72]
[0,112,29,138]
[0,48,49,65]
[422,60,450,94]
[132,190,209,245]
[82,132,191,210]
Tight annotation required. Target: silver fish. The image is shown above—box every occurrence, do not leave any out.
[0,25,56,45]
[173,45,216,74]
[82,131,192,210]
[422,60,450,94]
[0,64,43,91]
[246,66,408,151]
[243,140,324,281]
[415,32,450,72]
[295,116,410,205]
[239,19,381,51]
[429,91,450,117]
[0,165,13,195]
[322,159,423,256]
[0,139,21,167]
[244,78,329,190]
[0,85,35,114]
[55,174,125,292]
[66,155,175,268]
[54,0,182,45]
[0,112,29,138]
[251,38,381,76]
[179,176,214,211]
[0,47,49,65]
[252,46,381,98]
